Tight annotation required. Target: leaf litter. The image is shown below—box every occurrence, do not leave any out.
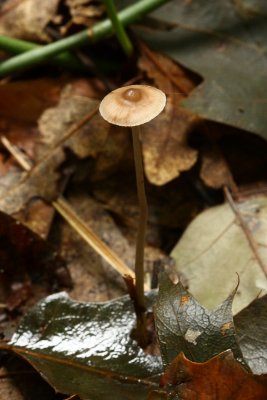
[0,1,267,398]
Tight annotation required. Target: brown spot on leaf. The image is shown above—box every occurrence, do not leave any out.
[180,295,190,306]
[220,321,233,336]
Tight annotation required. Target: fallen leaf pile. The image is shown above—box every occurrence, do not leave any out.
[0,0,266,399]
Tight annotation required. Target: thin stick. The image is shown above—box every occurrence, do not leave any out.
[1,136,135,281]
[131,126,148,310]
[54,197,135,279]
[224,186,267,278]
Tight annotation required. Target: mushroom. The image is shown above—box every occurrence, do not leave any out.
[99,85,166,344]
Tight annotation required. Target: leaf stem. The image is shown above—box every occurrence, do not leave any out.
[103,0,133,57]
[0,0,170,76]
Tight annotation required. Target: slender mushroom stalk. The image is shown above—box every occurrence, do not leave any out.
[99,85,166,346]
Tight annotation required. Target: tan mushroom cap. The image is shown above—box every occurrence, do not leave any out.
[99,85,166,127]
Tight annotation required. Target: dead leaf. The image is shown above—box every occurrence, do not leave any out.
[66,0,105,27]
[0,78,65,237]
[138,46,199,185]
[39,83,108,159]
[0,0,60,41]
[171,194,267,314]
[0,210,71,340]
[235,295,267,374]
[200,144,237,190]
[138,43,197,96]
[160,351,267,400]
[0,147,65,215]
[142,97,198,185]
[59,192,134,302]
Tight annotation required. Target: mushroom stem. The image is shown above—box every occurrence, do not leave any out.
[131,125,148,312]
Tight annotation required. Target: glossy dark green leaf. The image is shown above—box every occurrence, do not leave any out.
[235,295,267,374]
[134,0,267,138]
[154,273,245,367]
[9,292,162,400]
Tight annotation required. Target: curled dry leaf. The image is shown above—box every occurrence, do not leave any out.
[0,0,60,41]
[138,45,199,185]
[160,351,267,400]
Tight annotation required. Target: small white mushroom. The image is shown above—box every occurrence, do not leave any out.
[99,85,166,346]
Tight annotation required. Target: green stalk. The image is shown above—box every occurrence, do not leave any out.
[104,0,133,57]
[0,36,83,71]
[0,0,170,76]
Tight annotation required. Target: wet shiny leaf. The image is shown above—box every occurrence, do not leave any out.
[154,273,245,367]
[9,291,162,400]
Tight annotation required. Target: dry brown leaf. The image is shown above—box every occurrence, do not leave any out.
[0,148,64,215]
[200,145,237,190]
[59,192,133,302]
[92,125,132,181]
[0,0,60,41]
[138,43,197,96]
[39,83,108,159]
[66,0,104,27]
[138,45,199,185]
[160,350,267,400]
[0,78,65,237]
[142,96,198,185]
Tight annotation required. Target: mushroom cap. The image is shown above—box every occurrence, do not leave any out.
[99,85,166,127]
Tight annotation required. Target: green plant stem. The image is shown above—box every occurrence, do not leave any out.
[0,36,84,71]
[104,0,133,57]
[0,0,170,76]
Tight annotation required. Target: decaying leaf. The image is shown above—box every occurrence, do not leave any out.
[0,210,70,336]
[137,0,267,138]
[171,195,267,314]
[160,350,267,400]
[0,147,65,215]
[200,144,237,190]
[0,78,65,237]
[8,291,162,400]
[59,192,134,302]
[39,83,108,159]
[138,45,198,185]
[0,0,60,41]
[154,273,244,368]
[66,0,105,27]
[235,295,267,374]
[142,97,198,185]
